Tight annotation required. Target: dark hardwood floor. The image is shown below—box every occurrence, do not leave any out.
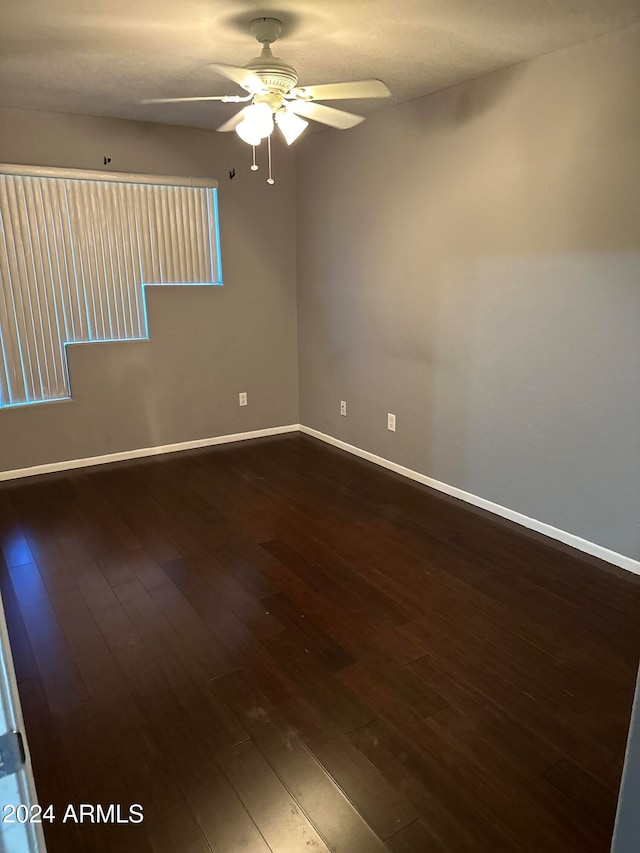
[1,433,638,852]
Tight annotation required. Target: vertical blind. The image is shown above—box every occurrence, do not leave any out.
[0,166,221,407]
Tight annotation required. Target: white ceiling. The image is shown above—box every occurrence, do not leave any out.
[1,0,638,131]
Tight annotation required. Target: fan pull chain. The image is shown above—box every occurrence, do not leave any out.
[266,135,275,185]
[250,145,259,171]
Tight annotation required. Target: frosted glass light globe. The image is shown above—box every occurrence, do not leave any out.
[235,103,274,145]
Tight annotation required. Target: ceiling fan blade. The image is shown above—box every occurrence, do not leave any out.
[208,63,267,94]
[216,107,251,133]
[288,79,391,101]
[287,100,364,130]
[142,95,250,105]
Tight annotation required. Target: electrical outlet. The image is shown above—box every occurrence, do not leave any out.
[239,392,248,407]
[387,413,396,432]
[340,400,347,416]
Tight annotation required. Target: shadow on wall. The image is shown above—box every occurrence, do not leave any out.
[399,62,526,131]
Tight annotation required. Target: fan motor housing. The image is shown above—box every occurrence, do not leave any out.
[244,53,298,94]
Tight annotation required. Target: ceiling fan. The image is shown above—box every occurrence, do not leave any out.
[143,16,391,158]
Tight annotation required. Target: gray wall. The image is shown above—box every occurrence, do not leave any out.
[0,107,298,470]
[296,24,640,562]
[613,668,640,853]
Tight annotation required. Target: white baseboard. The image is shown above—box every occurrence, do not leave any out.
[3,421,638,577]
[0,424,299,482]
[299,424,640,577]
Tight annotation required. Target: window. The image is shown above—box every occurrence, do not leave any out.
[0,165,221,408]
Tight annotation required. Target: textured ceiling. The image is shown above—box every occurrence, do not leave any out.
[1,0,639,131]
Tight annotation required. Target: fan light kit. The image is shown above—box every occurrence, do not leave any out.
[143,16,391,185]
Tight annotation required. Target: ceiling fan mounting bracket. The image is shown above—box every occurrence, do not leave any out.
[245,17,296,95]
[250,17,283,46]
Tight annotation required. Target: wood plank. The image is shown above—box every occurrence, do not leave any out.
[216,738,331,853]
[215,667,417,841]
[249,717,390,853]
[260,590,355,671]
[309,733,418,840]
[386,819,446,852]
